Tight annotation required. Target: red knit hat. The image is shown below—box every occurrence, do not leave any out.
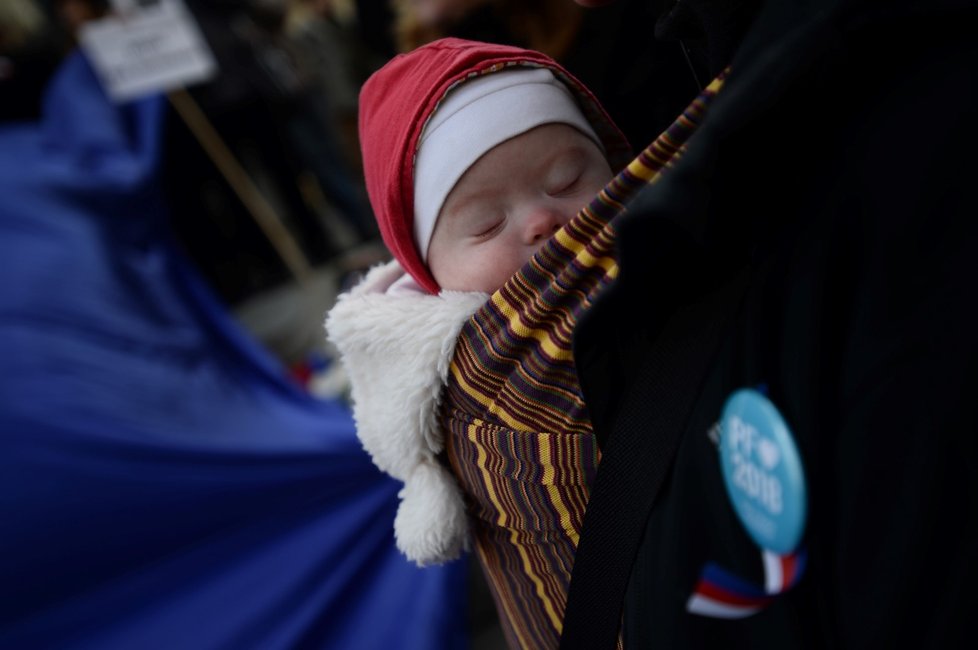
[358,37,632,294]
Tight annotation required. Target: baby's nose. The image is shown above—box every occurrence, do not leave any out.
[524,206,566,244]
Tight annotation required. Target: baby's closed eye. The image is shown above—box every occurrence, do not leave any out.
[544,151,599,196]
[470,216,504,238]
[547,174,584,197]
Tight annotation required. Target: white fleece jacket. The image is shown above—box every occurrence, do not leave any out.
[324,260,488,566]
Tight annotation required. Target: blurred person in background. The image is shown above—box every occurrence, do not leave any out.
[52,0,109,40]
[285,0,385,178]
[2,0,119,123]
[238,0,379,246]
[0,0,68,123]
[155,0,390,384]
[167,0,373,276]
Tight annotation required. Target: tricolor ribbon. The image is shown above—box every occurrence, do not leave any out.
[686,547,806,619]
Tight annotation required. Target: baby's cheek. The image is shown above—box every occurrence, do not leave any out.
[505,250,533,280]
[472,254,514,294]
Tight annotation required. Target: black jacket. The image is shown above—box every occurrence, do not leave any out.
[563,0,978,647]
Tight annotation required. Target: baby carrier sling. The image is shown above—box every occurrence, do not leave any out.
[440,73,726,649]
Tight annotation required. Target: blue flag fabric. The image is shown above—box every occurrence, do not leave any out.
[0,52,467,650]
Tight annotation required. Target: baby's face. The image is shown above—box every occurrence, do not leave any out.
[427,123,612,293]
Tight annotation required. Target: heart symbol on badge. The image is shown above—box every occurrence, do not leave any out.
[757,438,781,469]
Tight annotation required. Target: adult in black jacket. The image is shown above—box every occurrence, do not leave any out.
[562,0,978,648]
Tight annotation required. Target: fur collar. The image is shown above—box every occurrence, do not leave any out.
[324,260,488,565]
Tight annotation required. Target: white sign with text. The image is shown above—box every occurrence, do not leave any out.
[79,0,216,102]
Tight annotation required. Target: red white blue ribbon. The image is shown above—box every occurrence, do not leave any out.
[686,547,806,619]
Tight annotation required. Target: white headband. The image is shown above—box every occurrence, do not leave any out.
[412,67,602,262]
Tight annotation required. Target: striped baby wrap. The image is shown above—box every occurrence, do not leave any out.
[441,73,725,649]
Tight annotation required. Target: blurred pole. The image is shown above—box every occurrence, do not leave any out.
[167,87,313,284]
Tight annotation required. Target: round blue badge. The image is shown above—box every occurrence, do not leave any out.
[719,388,807,555]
